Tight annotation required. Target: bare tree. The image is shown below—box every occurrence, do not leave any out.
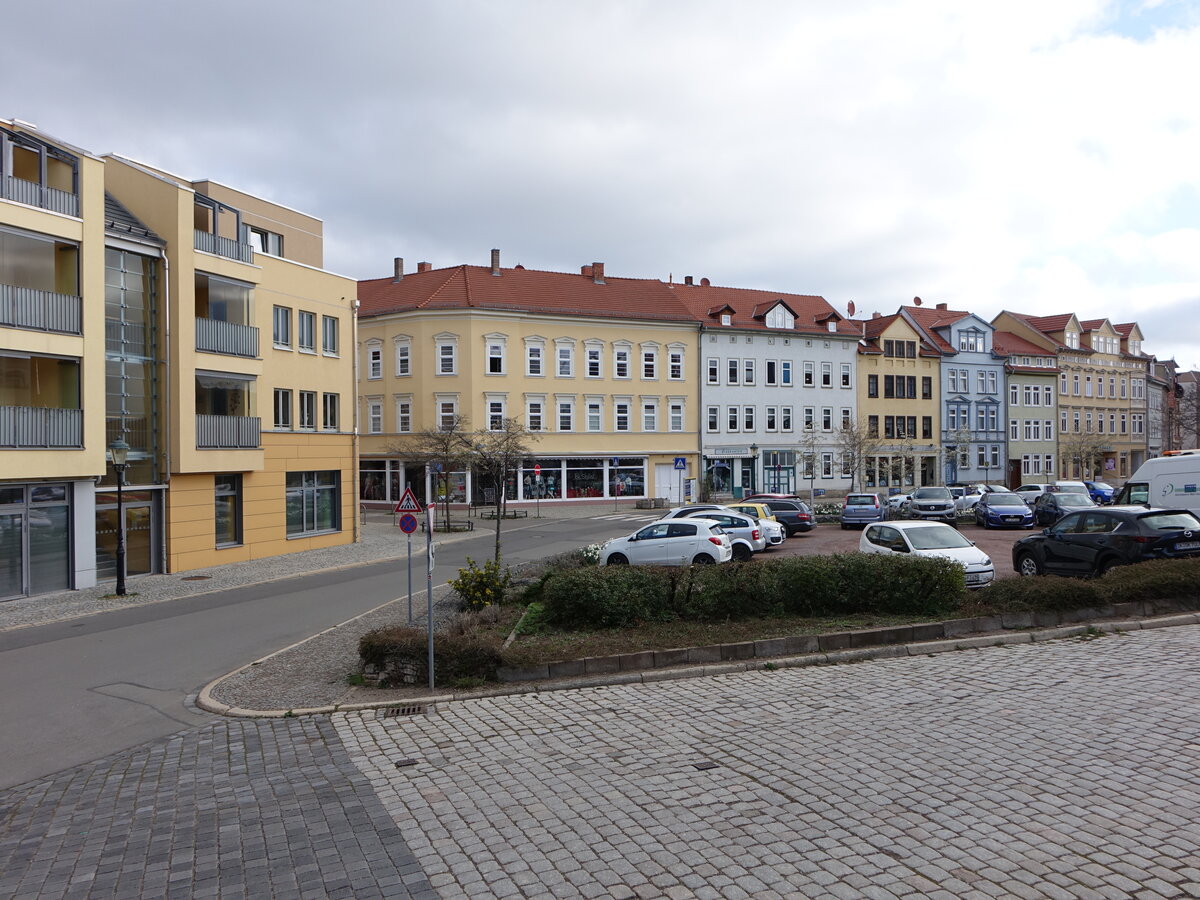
[401,413,475,529]
[836,418,885,492]
[471,417,540,561]
[1058,426,1110,480]
[797,426,823,506]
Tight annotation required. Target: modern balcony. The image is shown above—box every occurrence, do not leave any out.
[196,414,260,449]
[1,175,79,217]
[194,229,254,264]
[195,317,259,358]
[0,283,82,335]
[0,406,83,448]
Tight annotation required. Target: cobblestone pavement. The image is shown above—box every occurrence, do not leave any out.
[0,718,435,900]
[337,624,1200,899]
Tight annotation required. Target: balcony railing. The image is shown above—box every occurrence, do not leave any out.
[1,175,79,217]
[0,283,83,334]
[0,406,83,448]
[194,229,254,264]
[197,414,260,449]
[195,317,259,358]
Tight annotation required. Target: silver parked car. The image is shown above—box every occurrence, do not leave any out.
[902,486,958,525]
[840,493,888,529]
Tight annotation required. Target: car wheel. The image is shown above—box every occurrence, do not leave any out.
[691,553,715,565]
[607,553,629,566]
[732,544,752,562]
[1097,557,1123,576]
[1016,553,1043,577]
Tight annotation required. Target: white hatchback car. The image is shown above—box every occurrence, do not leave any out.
[599,518,733,567]
[859,520,995,589]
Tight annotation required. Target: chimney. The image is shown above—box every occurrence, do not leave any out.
[592,261,605,284]
[392,257,404,282]
[700,277,711,287]
[936,302,948,310]
[872,312,882,319]
[684,275,693,286]
[581,264,593,278]
[490,248,501,276]
[417,261,432,273]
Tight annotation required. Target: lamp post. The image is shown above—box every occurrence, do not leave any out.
[108,439,130,596]
[749,443,759,495]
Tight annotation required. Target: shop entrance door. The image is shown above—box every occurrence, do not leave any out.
[95,490,159,581]
[0,485,72,600]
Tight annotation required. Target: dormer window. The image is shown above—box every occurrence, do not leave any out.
[1065,330,1079,349]
[765,306,794,329]
[721,314,732,326]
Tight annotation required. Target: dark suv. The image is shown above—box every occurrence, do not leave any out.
[1012,506,1200,577]
[744,495,815,535]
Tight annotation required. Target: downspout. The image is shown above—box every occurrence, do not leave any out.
[697,320,706,500]
[352,298,361,543]
[160,252,172,575]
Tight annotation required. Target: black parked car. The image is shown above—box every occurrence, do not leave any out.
[745,495,815,535]
[1012,506,1200,577]
[1031,490,1096,526]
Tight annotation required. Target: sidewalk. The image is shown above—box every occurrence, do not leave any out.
[0,503,619,633]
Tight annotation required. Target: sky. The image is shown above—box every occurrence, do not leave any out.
[4,0,1199,369]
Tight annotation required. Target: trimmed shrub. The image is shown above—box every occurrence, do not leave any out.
[972,575,1108,613]
[450,557,512,610]
[539,566,674,629]
[1096,557,1200,603]
[359,625,503,687]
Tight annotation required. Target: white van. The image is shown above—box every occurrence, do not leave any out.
[1114,455,1200,511]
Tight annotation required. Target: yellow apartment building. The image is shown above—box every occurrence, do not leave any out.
[1,120,356,599]
[852,312,941,489]
[993,312,1151,480]
[356,254,701,507]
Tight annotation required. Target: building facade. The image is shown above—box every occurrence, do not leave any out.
[993,331,1059,487]
[1,120,356,599]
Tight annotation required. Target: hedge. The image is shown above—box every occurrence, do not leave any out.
[360,625,503,687]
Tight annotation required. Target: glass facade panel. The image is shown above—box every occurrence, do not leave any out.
[286,471,341,536]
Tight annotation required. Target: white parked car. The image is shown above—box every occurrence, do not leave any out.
[859,521,995,589]
[886,493,911,511]
[954,484,1004,512]
[678,510,767,560]
[600,518,733,566]
[1014,483,1054,505]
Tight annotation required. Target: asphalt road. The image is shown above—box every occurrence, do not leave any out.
[0,513,642,790]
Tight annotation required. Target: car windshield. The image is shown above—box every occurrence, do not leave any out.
[1140,512,1200,531]
[988,492,1023,504]
[905,525,974,550]
[1057,484,1089,493]
[1060,494,1094,507]
[912,488,950,499]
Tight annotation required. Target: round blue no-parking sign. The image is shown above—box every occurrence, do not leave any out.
[398,513,418,534]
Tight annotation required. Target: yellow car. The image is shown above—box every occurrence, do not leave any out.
[726,502,777,523]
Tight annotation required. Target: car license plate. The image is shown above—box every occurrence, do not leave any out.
[1003,516,1019,523]
[1176,540,1200,551]
[966,572,989,584]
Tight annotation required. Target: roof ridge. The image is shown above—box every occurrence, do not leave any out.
[416,266,467,310]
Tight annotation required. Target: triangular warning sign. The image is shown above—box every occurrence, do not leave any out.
[395,488,422,513]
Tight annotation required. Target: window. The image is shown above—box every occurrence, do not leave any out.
[615,400,631,431]
[1045,419,1054,439]
[668,349,684,380]
[322,316,339,355]
[487,340,505,375]
[367,343,382,380]
[821,362,832,387]
[285,471,340,536]
[727,406,740,432]
[822,453,834,478]
[557,343,574,377]
[298,311,315,353]
[728,359,740,385]
[614,345,631,379]
[1043,386,1052,406]
[1084,375,1093,398]
[783,407,794,431]
[959,331,983,352]
[765,306,794,329]
[669,402,684,432]
[743,359,756,385]
[487,397,506,430]
[298,391,316,429]
[641,347,657,379]
[1010,419,1019,440]
[642,401,657,432]
[1096,377,1104,398]
[586,345,602,378]
[707,358,719,385]
[527,341,544,376]
[841,363,851,388]
[921,377,932,399]
[947,406,958,430]
[1132,413,1144,435]
[395,397,411,433]
[395,338,411,376]
[215,474,242,547]
[1132,378,1145,400]
[1061,373,1068,395]
[867,374,878,398]
[246,226,283,256]
[765,360,778,386]
[781,361,793,385]
[366,398,382,434]
[322,393,339,430]
[841,408,851,430]
[765,406,778,432]
[1066,330,1079,349]
[822,407,833,432]
[274,389,292,429]
[526,398,544,431]
[803,361,814,386]
[804,407,815,429]
[707,406,720,432]
[437,339,457,375]
[587,399,603,432]
[558,399,574,431]
[742,406,754,431]
[1072,374,1080,396]
[1010,384,1020,406]
[986,371,997,393]
[438,397,458,431]
[867,415,879,436]
[273,306,291,348]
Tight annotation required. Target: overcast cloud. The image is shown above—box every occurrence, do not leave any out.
[4,0,1198,367]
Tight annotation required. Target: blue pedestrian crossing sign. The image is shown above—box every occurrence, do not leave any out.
[673,457,687,471]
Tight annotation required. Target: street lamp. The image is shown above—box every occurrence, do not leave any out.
[108,439,130,596]
[749,443,759,495]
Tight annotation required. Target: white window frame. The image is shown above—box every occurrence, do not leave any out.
[707,358,720,385]
[298,311,316,353]
[526,339,545,377]
[642,399,658,432]
[394,336,412,377]
[485,335,507,376]
[322,392,339,430]
[436,394,459,431]
[707,405,720,432]
[585,341,603,379]
[273,305,292,349]
[669,400,684,432]
[486,395,507,431]
[555,340,575,378]
[613,343,632,379]
[395,395,412,434]
[298,390,317,429]
[435,335,458,376]
[640,344,659,380]
[614,398,631,432]
[586,396,603,432]
[322,315,339,356]
[557,396,575,432]
[526,396,545,432]
[366,398,383,434]
[366,341,382,380]
[668,345,684,381]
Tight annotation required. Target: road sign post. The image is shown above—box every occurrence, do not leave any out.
[425,504,435,691]
[395,500,420,625]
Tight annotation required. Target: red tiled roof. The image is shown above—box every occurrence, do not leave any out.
[358,265,697,323]
[1078,318,1112,332]
[1019,313,1075,334]
[669,283,858,336]
[992,330,1051,357]
[848,313,940,357]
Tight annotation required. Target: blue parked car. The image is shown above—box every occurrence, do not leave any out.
[1083,481,1115,505]
[973,490,1034,529]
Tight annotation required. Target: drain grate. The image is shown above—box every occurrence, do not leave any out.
[379,704,427,719]
[182,575,211,581]
[692,761,720,771]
